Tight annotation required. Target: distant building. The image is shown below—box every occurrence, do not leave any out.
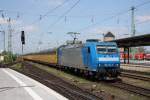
[104,32,115,41]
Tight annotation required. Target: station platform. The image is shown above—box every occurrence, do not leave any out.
[0,68,68,100]
[121,60,150,66]
[121,64,150,73]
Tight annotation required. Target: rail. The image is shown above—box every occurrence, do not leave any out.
[120,72,150,82]
[13,62,103,100]
[106,81,150,98]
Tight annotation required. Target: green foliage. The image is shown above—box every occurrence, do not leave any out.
[2,51,17,63]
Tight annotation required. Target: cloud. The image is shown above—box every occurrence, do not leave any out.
[81,26,130,39]
[88,26,129,35]
[23,25,39,32]
[0,18,7,24]
[47,0,65,6]
[136,15,150,22]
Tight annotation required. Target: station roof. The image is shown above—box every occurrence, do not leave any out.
[112,34,150,47]
[104,32,115,37]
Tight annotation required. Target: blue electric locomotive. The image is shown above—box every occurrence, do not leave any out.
[57,39,120,78]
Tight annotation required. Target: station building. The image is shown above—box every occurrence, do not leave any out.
[104,32,115,41]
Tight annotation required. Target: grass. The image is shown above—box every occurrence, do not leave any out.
[121,77,150,89]
[11,63,22,70]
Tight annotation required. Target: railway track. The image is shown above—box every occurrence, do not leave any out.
[0,63,5,68]
[121,63,150,68]
[120,72,150,82]
[107,81,150,98]
[0,61,20,68]
[17,60,150,98]
[14,62,103,100]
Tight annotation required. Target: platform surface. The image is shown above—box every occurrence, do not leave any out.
[121,65,150,73]
[0,68,68,100]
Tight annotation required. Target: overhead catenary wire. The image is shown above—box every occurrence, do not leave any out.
[77,0,150,32]
[0,0,69,19]
[135,0,150,8]
[12,0,70,34]
[1,0,150,34]
[0,9,122,19]
[47,0,81,30]
[29,0,70,26]
[78,9,131,32]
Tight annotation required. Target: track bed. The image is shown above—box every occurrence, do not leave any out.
[12,62,103,100]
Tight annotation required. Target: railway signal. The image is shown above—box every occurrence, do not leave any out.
[21,31,25,45]
[21,31,25,55]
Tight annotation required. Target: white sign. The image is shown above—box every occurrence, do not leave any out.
[0,56,4,61]
[99,57,119,61]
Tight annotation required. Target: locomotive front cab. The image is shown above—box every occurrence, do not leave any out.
[83,41,120,78]
[96,42,120,77]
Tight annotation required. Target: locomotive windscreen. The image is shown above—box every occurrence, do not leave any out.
[107,47,117,53]
[97,45,117,54]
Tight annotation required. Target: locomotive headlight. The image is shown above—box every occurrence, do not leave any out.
[99,64,101,66]
[97,58,99,61]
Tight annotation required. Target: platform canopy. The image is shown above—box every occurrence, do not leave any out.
[112,34,150,47]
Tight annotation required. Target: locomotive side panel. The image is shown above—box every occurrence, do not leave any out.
[59,47,86,69]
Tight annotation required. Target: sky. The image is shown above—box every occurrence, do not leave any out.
[0,0,150,54]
